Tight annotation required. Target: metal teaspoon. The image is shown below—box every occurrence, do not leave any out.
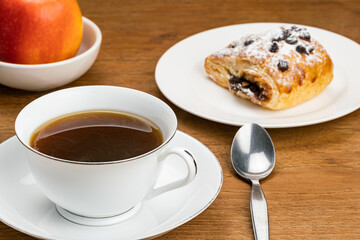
[231,123,276,240]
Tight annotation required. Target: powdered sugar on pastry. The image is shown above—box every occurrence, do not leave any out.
[216,26,320,66]
[211,25,328,92]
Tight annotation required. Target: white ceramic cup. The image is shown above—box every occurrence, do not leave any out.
[15,85,197,226]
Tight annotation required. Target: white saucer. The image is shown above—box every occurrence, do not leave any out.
[0,131,222,240]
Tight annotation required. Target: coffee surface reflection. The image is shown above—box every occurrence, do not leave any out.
[30,111,163,162]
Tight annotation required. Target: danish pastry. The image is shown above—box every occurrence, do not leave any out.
[204,25,333,110]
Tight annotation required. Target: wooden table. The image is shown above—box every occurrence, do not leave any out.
[0,0,359,239]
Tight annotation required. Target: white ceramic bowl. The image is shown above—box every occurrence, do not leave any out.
[0,17,102,91]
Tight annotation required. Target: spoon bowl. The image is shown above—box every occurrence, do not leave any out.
[231,123,275,180]
[231,123,275,240]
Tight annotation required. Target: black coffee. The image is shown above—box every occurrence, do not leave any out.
[30,111,163,162]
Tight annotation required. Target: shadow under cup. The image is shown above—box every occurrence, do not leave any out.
[15,86,192,225]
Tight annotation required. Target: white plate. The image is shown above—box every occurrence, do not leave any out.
[155,23,360,128]
[0,131,222,240]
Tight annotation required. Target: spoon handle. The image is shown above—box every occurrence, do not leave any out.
[250,180,269,240]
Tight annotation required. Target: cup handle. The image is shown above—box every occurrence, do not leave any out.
[144,147,197,200]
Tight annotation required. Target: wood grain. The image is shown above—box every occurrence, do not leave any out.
[0,0,359,239]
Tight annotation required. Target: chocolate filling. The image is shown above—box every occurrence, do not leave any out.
[229,75,269,102]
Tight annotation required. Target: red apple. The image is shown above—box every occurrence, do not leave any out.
[0,0,83,64]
